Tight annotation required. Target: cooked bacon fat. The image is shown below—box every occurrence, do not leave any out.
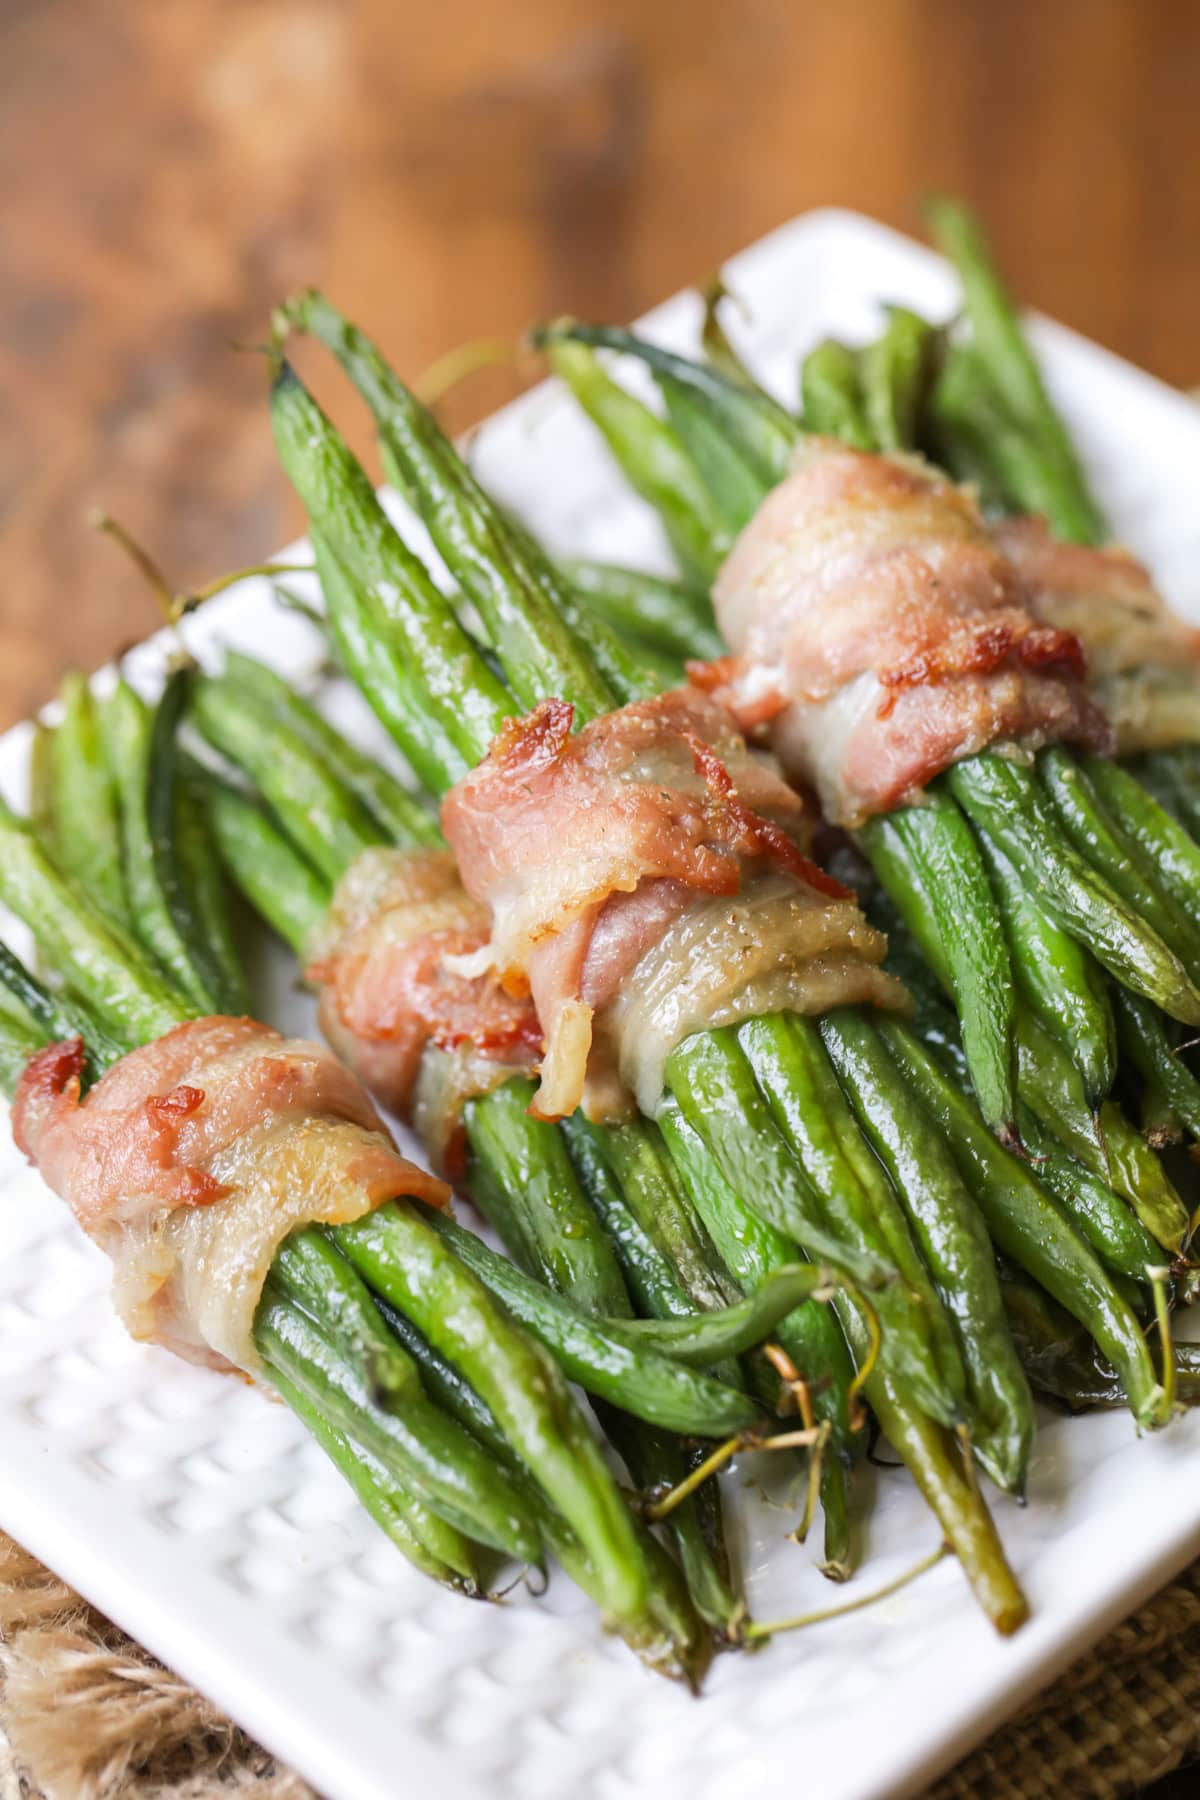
[994,516,1200,752]
[442,688,903,1119]
[708,441,1112,823]
[306,847,541,1144]
[13,1018,447,1374]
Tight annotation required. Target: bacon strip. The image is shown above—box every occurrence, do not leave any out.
[13,1017,447,1374]
[875,617,1086,713]
[993,516,1200,752]
[306,847,541,1134]
[709,441,1112,824]
[682,731,851,901]
[443,687,902,1120]
[992,517,1199,677]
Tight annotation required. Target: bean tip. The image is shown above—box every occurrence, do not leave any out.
[995,1120,1028,1159]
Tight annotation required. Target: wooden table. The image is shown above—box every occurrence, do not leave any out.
[3,0,1198,728]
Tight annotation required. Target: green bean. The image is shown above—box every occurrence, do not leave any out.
[470,1112,743,1634]
[191,674,386,887]
[794,1170,1027,1628]
[557,560,725,667]
[994,1270,1200,1416]
[17,662,722,1651]
[196,613,735,1624]
[464,1154,744,1634]
[542,341,730,583]
[857,794,1018,1140]
[665,1029,890,1281]
[799,340,873,448]
[999,1268,1110,1407]
[267,1230,486,1587]
[562,1113,701,1324]
[865,1366,1028,1635]
[334,1201,654,1626]
[174,761,250,1015]
[463,1080,629,1316]
[254,1285,542,1561]
[0,799,187,1044]
[656,1099,858,1441]
[610,1264,846,1364]
[263,1355,483,1591]
[973,825,1115,1104]
[417,1211,760,1437]
[947,752,1200,1023]
[282,291,1021,1476]
[658,1101,858,1582]
[0,1000,49,1097]
[859,882,960,1037]
[607,1419,740,1639]
[926,198,1105,545]
[580,632,684,693]
[535,321,798,491]
[1137,749,1200,839]
[925,373,1011,511]
[28,720,58,867]
[928,343,1065,521]
[0,972,39,1039]
[204,776,330,959]
[698,277,763,389]
[0,939,130,1074]
[649,373,771,534]
[282,295,619,726]
[860,306,939,454]
[1083,754,1200,927]
[1015,1009,1187,1251]
[1006,1287,1200,1413]
[1039,747,1200,982]
[50,672,129,930]
[268,293,1029,1615]
[659,1103,996,1601]
[273,1227,425,1405]
[876,910,1164,1282]
[878,1019,1166,1429]
[581,1117,740,1315]
[219,649,440,849]
[738,1014,967,1429]
[455,486,667,709]
[437,1131,741,1639]
[374,352,659,714]
[1114,987,1200,1140]
[373,1297,713,1682]
[821,1009,1032,1494]
[270,363,511,771]
[370,1297,508,1459]
[311,532,472,796]
[1013,1105,1161,1287]
[147,671,253,1016]
[1141,1073,1184,1149]
[103,678,218,1012]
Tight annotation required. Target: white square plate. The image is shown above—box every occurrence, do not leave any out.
[3,210,1200,1800]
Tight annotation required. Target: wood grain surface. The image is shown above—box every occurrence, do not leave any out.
[3,0,1198,726]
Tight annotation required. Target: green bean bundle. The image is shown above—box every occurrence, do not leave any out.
[535,217,1200,1179]
[1,670,714,1682]
[256,300,1030,1633]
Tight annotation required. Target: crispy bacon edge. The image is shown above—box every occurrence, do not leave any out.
[13,1037,228,1208]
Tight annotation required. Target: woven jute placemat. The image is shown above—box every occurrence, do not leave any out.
[3,1527,1198,1800]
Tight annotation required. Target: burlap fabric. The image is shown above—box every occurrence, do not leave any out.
[3,1528,1197,1799]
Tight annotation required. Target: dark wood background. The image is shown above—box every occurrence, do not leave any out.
[3,0,1199,727]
